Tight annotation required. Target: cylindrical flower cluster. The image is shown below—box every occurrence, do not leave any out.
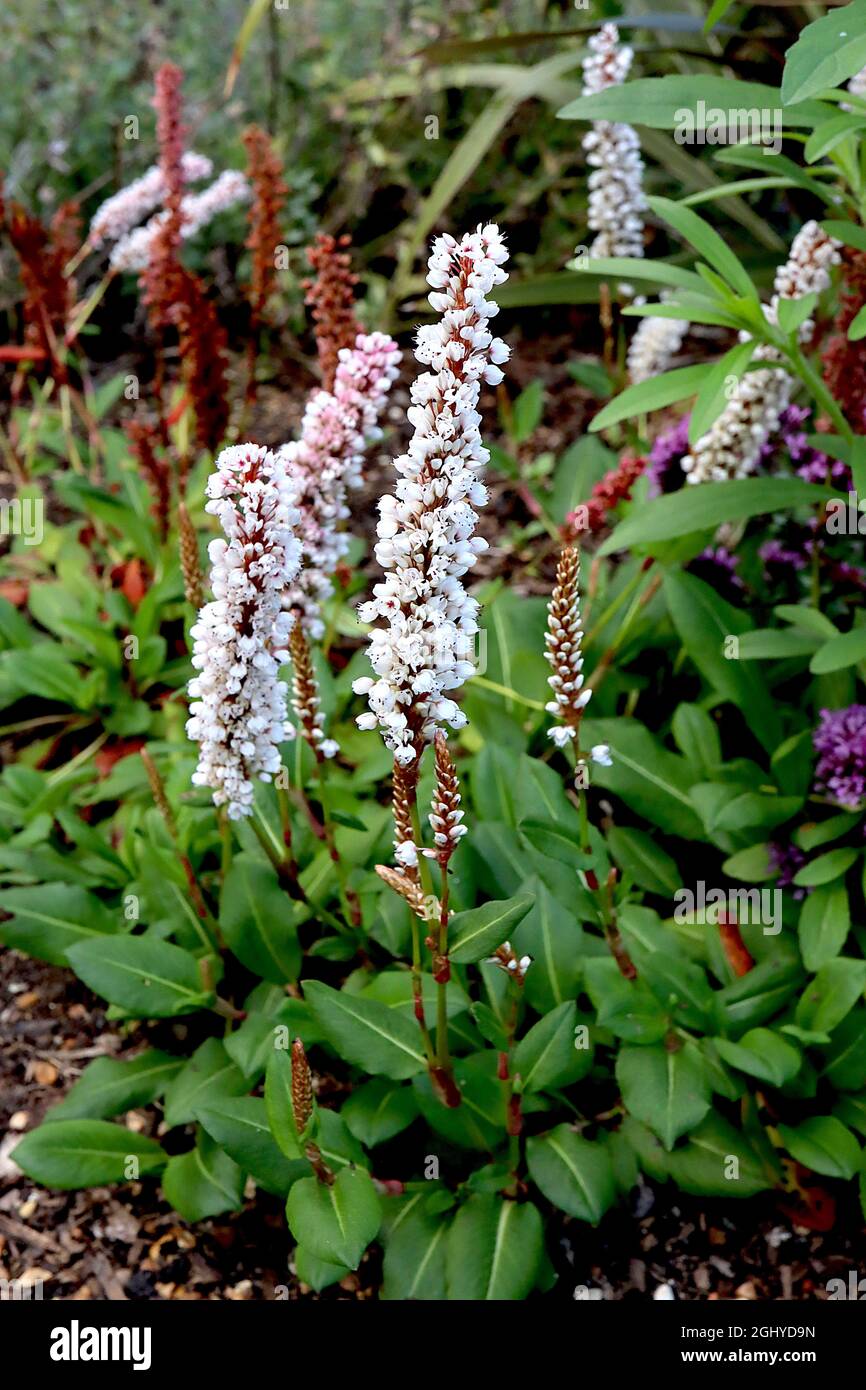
[186,444,302,820]
[353,224,510,767]
[279,330,402,638]
[544,546,611,770]
[627,303,688,383]
[681,221,840,484]
[581,23,646,261]
[89,151,213,246]
[110,170,250,272]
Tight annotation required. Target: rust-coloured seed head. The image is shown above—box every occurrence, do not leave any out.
[140,746,174,828]
[243,125,288,325]
[303,231,360,391]
[178,501,204,609]
[289,622,327,759]
[429,731,465,866]
[391,756,417,863]
[291,1038,314,1135]
[127,418,170,537]
[375,863,428,919]
[173,267,230,454]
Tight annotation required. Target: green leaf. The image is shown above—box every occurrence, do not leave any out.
[736,628,821,660]
[795,813,860,853]
[664,571,779,752]
[510,380,544,443]
[607,825,680,895]
[782,1,866,106]
[66,935,214,1018]
[13,1119,166,1189]
[583,959,668,1044]
[714,1029,802,1088]
[526,1124,616,1223]
[793,847,860,888]
[163,1038,248,1129]
[293,1244,349,1292]
[219,853,303,983]
[382,1196,449,1301]
[589,365,707,431]
[46,1050,183,1124]
[265,1046,305,1158]
[558,76,827,130]
[342,1079,419,1149]
[778,1117,861,1181]
[665,1112,775,1197]
[513,1000,593,1094]
[0,884,119,967]
[809,626,866,674]
[579,718,704,839]
[511,879,584,1014]
[618,906,717,1031]
[162,1129,246,1221]
[616,1042,712,1150]
[648,196,755,299]
[445,1194,544,1300]
[286,1167,382,1270]
[671,703,722,776]
[413,1052,505,1151]
[600,479,834,554]
[304,980,427,1080]
[820,1007,866,1090]
[688,341,757,445]
[795,959,866,1036]
[722,844,775,883]
[449,893,534,964]
[799,883,851,972]
[197,1097,305,1197]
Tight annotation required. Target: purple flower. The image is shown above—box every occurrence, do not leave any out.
[759,537,812,574]
[761,404,852,487]
[648,414,690,496]
[813,705,866,809]
[690,545,744,597]
[768,840,808,900]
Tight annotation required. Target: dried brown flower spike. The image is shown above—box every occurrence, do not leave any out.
[243,125,288,327]
[303,232,361,391]
[178,501,204,610]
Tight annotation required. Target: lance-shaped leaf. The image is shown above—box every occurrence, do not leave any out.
[304,981,428,1080]
[448,893,533,964]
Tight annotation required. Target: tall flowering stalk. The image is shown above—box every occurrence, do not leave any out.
[243,125,288,328]
[6,200,80,380]
[353,224,510,775]
[581,24,646,262]
[186,444,301,821]
[681,222,840,484]
[140,62,188,335]
[304,233,362,391]
[279,332,401,638]
[544,546,611,773]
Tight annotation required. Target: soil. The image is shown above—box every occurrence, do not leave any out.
[3,949,865,1303]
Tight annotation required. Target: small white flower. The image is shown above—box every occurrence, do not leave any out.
[280,333,401,637]
[682,222,841,484]
[591,743,612,767]
[355,226,509,765]
[394,839,419,869]
[90,151,213,246]
[548,725,576,748]
[186,444,301,819]
[581,24,646,263]
[109,169,250,271]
